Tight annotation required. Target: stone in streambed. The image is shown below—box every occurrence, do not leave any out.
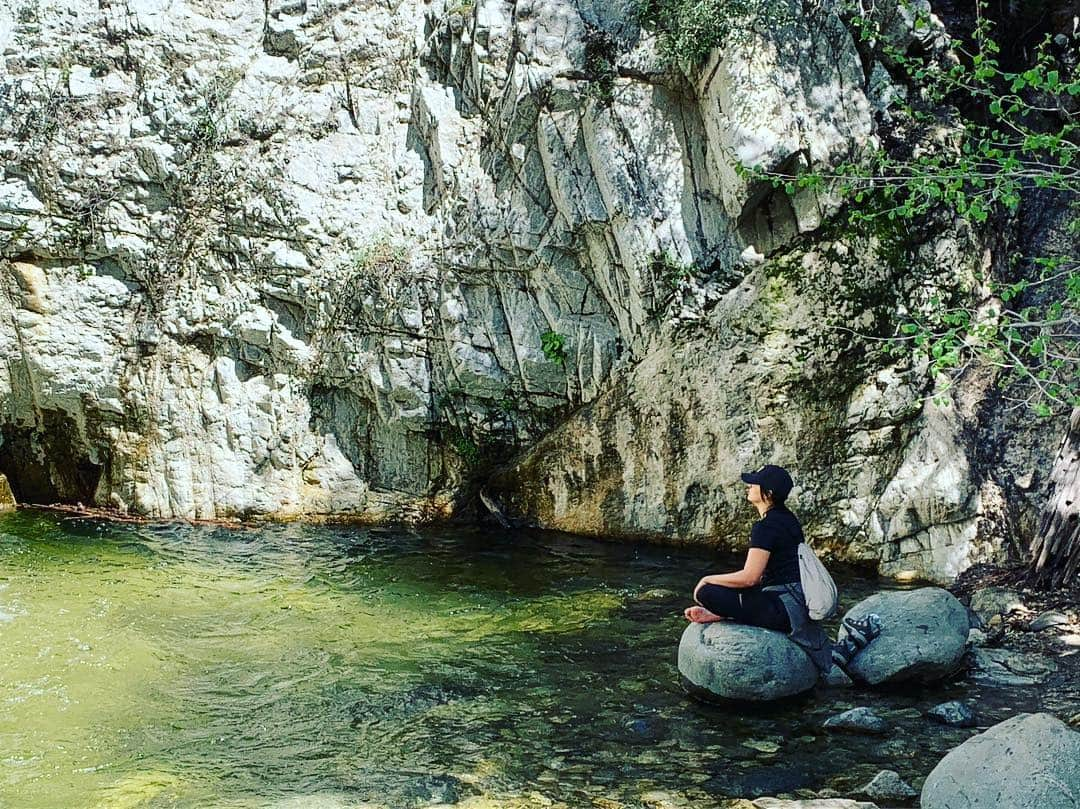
[921,712,1080,809]
[839,588,968,685]
[750,799,880,808]
[742,738,782,754]
[822,707,888,734]
[927,701,976,727]
[969,587,1025,624]
[678,622,818,702]
[969,647,1057,686]
[856,769,917,801]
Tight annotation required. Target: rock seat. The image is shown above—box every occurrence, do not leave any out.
[678,622,818,701]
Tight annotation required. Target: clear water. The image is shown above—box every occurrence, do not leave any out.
[0,509,1072,809]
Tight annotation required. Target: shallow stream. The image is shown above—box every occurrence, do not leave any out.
[0,510,1074,808]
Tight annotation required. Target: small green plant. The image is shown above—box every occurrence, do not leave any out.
[654,251,695,290]
[583,25,618,105]
[637,0,794,70]
[540,330,568,366]
[451,434,480,467]
[435,386,465,411]
[351,238,410,272]
[16,2,38,23]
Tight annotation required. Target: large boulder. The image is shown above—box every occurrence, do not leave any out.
[839,587,968,685]
[678,622,818,701]
[921,713,1080,809]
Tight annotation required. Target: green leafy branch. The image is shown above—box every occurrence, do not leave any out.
[636,0,796,70]
[877,262,1080,413]
[744,1,1079,413]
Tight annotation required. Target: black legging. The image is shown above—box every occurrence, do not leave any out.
[696,584,791,632]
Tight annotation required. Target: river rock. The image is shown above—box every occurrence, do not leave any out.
[641,791,690,809]
[921,713,1080,809]
[678,622,818,701]
[969,587,1025,624]
[822,707,888,734]
[928,701,976,727]
[857,770,917,801]
[839,588,969,685]
[1028,611,1070,632]
[969,647,1057,686]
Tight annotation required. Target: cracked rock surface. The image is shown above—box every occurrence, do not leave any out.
[0,0,1058,579]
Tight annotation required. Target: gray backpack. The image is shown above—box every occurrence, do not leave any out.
[797,542,839,620]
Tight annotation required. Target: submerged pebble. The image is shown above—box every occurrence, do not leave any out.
[742,738,782,754]
[823,707,889,734]
[928,701,977,727]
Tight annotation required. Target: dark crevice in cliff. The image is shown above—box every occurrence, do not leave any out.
[0,413,102,505]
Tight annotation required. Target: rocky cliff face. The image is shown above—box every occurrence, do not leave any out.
[0,0,1058,580]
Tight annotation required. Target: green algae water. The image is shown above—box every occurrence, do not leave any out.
[0,509,1073,809]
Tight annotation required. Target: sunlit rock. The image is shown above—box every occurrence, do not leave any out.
[921,713,1080,809]
[678,622,817,701]
[838,588,968,685]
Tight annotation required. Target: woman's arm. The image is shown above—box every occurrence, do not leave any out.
[693,548,771,599]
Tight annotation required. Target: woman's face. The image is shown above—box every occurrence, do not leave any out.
[746,483,763,505]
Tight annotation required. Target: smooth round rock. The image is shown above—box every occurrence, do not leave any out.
[840,587,969,685]
[921,713,1080,809]
[678,622,817,701]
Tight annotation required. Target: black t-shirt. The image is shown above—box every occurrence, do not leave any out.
[749,506,803,586]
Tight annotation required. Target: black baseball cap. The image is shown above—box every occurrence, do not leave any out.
[740,464,794,500]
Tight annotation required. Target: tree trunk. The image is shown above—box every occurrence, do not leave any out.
[1028,406,1080,588]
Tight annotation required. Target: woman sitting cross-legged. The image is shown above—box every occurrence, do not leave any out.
[684,465,880,674]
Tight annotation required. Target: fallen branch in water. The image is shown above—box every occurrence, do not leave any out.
[23,502,258,529]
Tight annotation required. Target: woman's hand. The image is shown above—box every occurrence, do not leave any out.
[693,575,721,600]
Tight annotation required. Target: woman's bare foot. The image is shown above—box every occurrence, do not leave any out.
[683,606,724,623]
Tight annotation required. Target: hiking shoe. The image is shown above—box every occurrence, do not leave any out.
[831,636,860,670]
[842,613,883,648]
